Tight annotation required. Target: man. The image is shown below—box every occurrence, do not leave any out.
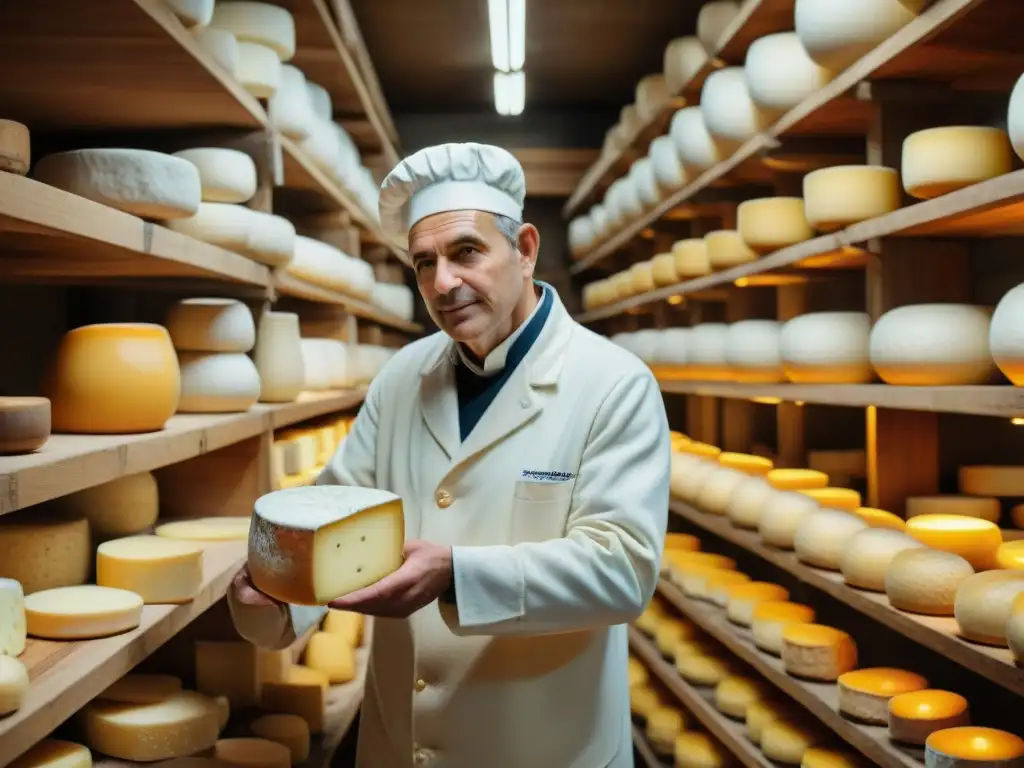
[229,142,670,768]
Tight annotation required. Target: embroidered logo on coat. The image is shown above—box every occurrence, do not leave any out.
[520,469,576,483]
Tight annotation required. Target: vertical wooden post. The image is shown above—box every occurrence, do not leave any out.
[721,290,754,452]
[776,284,807,468]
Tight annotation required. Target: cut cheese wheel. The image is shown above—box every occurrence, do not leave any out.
[155,516,251,542]
[0,396,50,455]
[249,486,404,605]
[96,535,203,604]
[747,699,791,745]
[727,476,778,529]
[0,513,90,594]
[906,496,1000,523]
[767,469,829,491]
[0,578,26,656]
[752,601,815,656]
[215,738,291,768]
[673,237,712,277]
[853,507,906,531]
[842,529,926,591]
[700,67,771,150]
[888,690,970,746]
[34,149,201,220]
[236,41,281,98]
[25,585,143,639]
[906,515,1002,571]
[925,728,1024,768]
[795,509,868,570]
[903,126,1013,200]
[7,740,93,768]
[210,2,296,60]
[1007,593,1024,663]
[177,352,262,413]
[166,297,256,353]
[959,466,1024,497]
[837,668,928,725]
[759,491,821,549]
[646,706,685,756]
[715,675,769,720]
[196,642,259,708]
[704,230,757,270]
[0,655,28,715]
[745,32,833,115]
[885,548,974,616]
[260,666,327,733]
[101,674,183,704]
[56,471,158,539]
[795,0,927,72]
[190,26,239,76]
[251,714,311,764]
[173,149,257,204]
[761,719,822,765]
[81,691,221,761]
[0,120,30,176]
[954,570,1024,646]
[664,36,707,94]
[799,487,861,512]
[166,0,214,26]
[726,582,790,626]
[697,1,740,52]
[801,747,872,768]
[781,624,857,681]
[780,312,873,384]
[304,631,356,683]
[803,166,901,231]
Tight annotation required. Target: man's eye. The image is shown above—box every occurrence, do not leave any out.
[415,259,435,272]
[459,246,477,258]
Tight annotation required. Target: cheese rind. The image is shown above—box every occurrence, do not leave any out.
[0,397,50,455]
[906,515,1002,571]
[173,149,258,205]
[0,578,26,656]
[767,469,829,492]
[727,476,778,529]
[214,738,291,768]
[781,624,857,681]
[852,507,906,531]
[794,509,868,570]
[25,585,143,639]
[798,487,860,512]
[100,674,183,704]
[715,676,768,720]
[0,514,91,594]
[902,126,1013,200]
[953,570,1024,646]
[841,529,925,591]
[96,535,204,604]
[250,714,311,763]
[250,486,405,605]
[888,690,970,746]
[925,727,1024,767]
[209,2,296,60]
[885,549,974,616]
[837,668,928,725]
[0,655,28,715]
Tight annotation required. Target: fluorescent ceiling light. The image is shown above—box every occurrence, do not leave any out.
[494,71,525,116]
[489,0,525,72]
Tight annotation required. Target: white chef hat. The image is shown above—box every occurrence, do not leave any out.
[379,142,526,258]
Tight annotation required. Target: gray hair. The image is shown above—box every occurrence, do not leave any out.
[492,213,522,249]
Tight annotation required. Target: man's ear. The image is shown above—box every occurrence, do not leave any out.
[517,223,540,276]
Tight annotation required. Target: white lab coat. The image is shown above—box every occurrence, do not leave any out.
[230,287,670,768]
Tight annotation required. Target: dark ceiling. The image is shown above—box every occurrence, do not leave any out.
[350,0,701,115]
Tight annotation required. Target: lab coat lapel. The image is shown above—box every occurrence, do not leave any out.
[418,338,460,460]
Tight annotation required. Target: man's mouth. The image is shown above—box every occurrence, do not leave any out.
[440,300,477,314]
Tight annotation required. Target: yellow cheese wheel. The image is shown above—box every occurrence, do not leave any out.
[737,197,814,254]
[7,740,92,768]
[767,469,829,491]
[673,238,712,277]
[906,496,1001,524]
[630,261,656,295]
[655,617,699,658]
[677,653,735,686]
[781,624,857,681]
[674,732,732,768]
[629,684,663,721]
[751,601,816,656]
[902,126,1013,200]
[303,631,356,684]
[959,465,1024,497]
[801,748,872,768]
[676,440,722,459]
[798,487,861,512]
[651,253,680,287]
[925,727,1024,767]
[803,166,901,231]
[705,570,752,606]
[852,507,907,531]
[998,540,1024,570]
[628,656,649,688]
[646,706,686,757]
[954,570,1024,646]
[747,698,791,745]
[26,585,143,640]
[666,532,701,552]
[761,719,823,765]
[888,689,971,746]
[96,535,204,604]
[884,548,974,616]
[837,667,929,725]
[704,230,757,270]
[718,452,773,475]
[726,582,790,626]
[715,675,769,720]
[906,515,1002,571]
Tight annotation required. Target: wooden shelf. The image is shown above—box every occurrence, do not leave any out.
[629,627,773,768]
[656,580,924,768]
[275,272,422,332]
[0,390,366,516]
[631,724,665,768]
[0,541,248,768]
[669,500,1024,697]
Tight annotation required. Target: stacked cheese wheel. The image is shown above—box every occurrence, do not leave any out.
[272,415,354,489]
[298,338,396,391]
[370,282,416,322]
[288,235,376,299]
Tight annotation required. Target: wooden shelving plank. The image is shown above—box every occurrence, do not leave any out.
[275,271,421,332]
[629,627,773,768]
[0,542,248,768]
[714,0,798,64]
[631,724,665,768]
[0,390,366,516]
[656,580,924,768]
[668,500,1024,697]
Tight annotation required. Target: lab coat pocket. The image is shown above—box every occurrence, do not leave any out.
[511,480,574,543]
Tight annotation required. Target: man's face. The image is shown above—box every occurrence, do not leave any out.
[408,210,531,343]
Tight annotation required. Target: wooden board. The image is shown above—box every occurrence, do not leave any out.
[275,272,422,332]
[669,500,1024,697]
[0,390,365,515]
[0,542,248,768]
[629,627,773,768]
[656,580,924,768]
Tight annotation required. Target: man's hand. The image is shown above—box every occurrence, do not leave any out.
[231,564,284,608]
[328,539,453,618]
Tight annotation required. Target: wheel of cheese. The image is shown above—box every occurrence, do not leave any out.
[168,204,296,267]
[888,690,971,746]
[674,732,732,768]
[177,352,260,413]
[751,601,815,655]
[673,237,712,277]
[0,397,50,455]
[590,203,609,240]
[719,452,773,476]
[268,65,318,141]
[0,513,91,594]
[568,216,596,258]
[906,515,1002,571]
[670,106,725,174]
[759,491,821,549]
[56,471,158,539]
[620,104,642,137]
[34,149,201,220]
[306,81,332,121]
[96,535,203,604]
[747,699,793,745]
[236,41,281,98]
[715,676,769,720]
[954,570,1024,646]
[172,148,257,204]
[700,570,751,604]
[0,655,28,716]
[1000,541,1024,570]
[617,177,644,223]
[688,323,730,380]
[725,320,784,383]
[646,706,685,757]
[768,469,829,492]
[155,516,251,543]
[700,68,771,150]
[0,120,30,176]
[697,1,740,53]
[165,0,214,26]
[6,740,94,768]
[902,126,1013,200]
[630,261,656,296]
[761,719,823,764]
[651,328,690,375]
[737,197,814,254]
[677,653,735,687]
[795,509,869,570]
[649,135,688,192]
[884,549,974,616]
[906,496,1000,523]
[636,74,670,123]
[745,33,834,115]
[727,476,778,529]
[695,467,748,515]
[988,281,1024,386]
[25,584,143,639]
[794,0,928,72]
[629,685,663,722]
[838,668,929,725]
[802,748,872,768]
[780,312,873,384]
[100,674,184,705]
[664,36,707,94]
[664,551,736,578]
[675,441,722,459]
[781,623,857,681]
[960,466,1024,497]
[166,298,256,353]
[803,166,902,231]
[210,1,295,60]
[853,507,906,531]
[726,582,790,626]
[870,304,995,386]
[841,529,925,591]
[190,26,240,76]
[651,252,680,287]
[798,487,861,512]
[925,728,1024,768]
[704,230,758,270]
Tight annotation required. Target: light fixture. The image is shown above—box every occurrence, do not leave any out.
[489,0,525,72]
[494,71,525,116]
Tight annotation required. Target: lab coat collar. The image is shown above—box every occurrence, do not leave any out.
[453,283,550,376]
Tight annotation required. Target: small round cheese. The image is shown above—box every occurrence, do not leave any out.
[0,513,91,594]
[841,528,925,591]
[727,476,778,529]
[906,515,1002,571]
[794,509,869,570]
[674,732,732,768]
[888,689,970,746]
[670,106,725,174]
[737,197,814,255]
[695,467,750,515]
[96,535,204,604]
[629,261,656,295]
[673,237,713,277]
[0,655,28,715]
[646,706,686,756]
[988,281,1024,385]
[715,675,770,720]
[885,548,974,616]
[236,41,281,98]
[651,253,679,287]
[745,32,833,115]
[214,738,292,768]
[718,452,774,475]
[767,469,829,491]
[759,491,821,549]
[209,1,296,60]
[177,352,261,413]
[670,456,721,500]
[630,685,662,721]
[677,653,735,687]
[852,507,907,531]
[761,719,822,765]
[780,312,873,384]
[837,668,929,725]
[689,324,730,380]
[906,496,1001,524]
[1007,593,1024,663]
[664,36,707,94]
[166,297,256,353]
[705,571,752,606]
[649,135,688,192]
[629,158,660,209]
[726,582,790,626]
[801,747,872,768]
[173,148,258,204]
[700,67,771,150]
[954,570,1024,646]
[752,601,816,656]
[55,471,158,539]
[781,624,857,681]
[0,396,51,455]
[190,26,240,76]
[705,230,759,273]
[799,487,861,512]
[998,540,1024,570]
[902,126,1013,200]
[25,585,144,639]
[925,727,1024,768]
[794,0,927,72]
[0,119,30,176]
[7,740,93,768]
[960,465,1024,498]
[655,618,698,659]
[725,321,784,383]
[747,699,792,745]
[803,165,901,231]
[250,714,311,764]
